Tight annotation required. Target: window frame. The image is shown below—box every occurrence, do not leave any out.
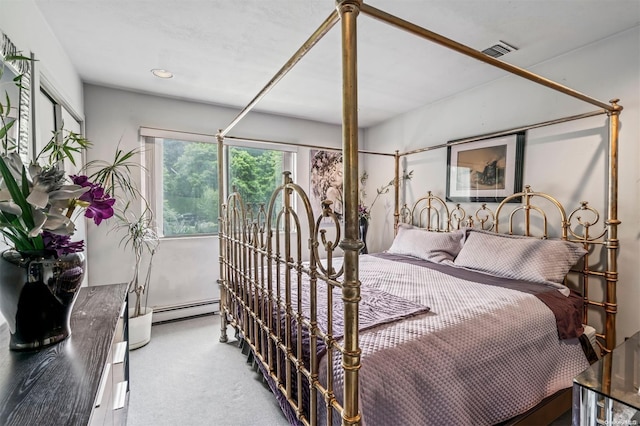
[142,128,296,239]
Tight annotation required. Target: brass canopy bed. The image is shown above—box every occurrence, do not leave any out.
[215,1,622,425]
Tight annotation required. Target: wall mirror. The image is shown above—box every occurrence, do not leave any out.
[1,30,33,163]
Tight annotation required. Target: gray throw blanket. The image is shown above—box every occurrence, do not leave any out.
[266,262,431,424]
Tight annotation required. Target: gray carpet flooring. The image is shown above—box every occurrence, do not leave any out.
[128,314,572,426]
[128,314,288,426]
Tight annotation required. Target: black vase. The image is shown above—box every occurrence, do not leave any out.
[0,250,85,351]
[359,217,369,254]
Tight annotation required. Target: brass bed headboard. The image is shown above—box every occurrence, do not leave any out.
[401,185,611,353]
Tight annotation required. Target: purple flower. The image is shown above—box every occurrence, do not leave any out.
[71,175,91,188]
[82,186,116,225]
[358,204,370,221]
[71,175,116,225]
[43,231,85,256]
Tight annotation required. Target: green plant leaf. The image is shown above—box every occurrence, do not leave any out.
[0,119,15,140]
[0,157,34,229]
[84,145,145,201]
[4,54,32,62]
[36,129,91,166]
[2,90,10,114]
[0,156,43,250]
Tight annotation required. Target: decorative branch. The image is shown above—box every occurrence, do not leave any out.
[359,170,413,220]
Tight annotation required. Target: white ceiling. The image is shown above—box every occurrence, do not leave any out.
[34,0,640,128]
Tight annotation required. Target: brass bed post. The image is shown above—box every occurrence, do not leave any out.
[605,99,622,352]
[217,132,228,343]
[337,0,362,425]
[283,173,293,403]
[394,151,400,235]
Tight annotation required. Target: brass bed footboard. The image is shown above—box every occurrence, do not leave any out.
[219,173,347,426]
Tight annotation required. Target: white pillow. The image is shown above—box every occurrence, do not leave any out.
[387,224,466,264]
[454,229,587,286]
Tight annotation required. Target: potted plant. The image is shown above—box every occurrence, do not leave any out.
[1,52,157,350]
[84,148,159,349]
[114,205,158,349]
[0,126,117,349]
[0,53,123,350]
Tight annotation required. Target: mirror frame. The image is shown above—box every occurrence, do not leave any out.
[1,30,33,163]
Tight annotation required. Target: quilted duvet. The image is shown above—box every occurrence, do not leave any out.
[316,253,590,426]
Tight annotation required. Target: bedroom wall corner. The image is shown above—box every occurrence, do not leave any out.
[363,26,640,344]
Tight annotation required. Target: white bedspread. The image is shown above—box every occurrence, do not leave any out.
[318,254,590,425]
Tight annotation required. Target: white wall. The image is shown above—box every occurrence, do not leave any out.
[83,84,345,321]
[0,0,84,116]
[364,26,640,344]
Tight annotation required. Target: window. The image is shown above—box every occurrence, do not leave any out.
[38,89,83,173]
[227,146,290,220]
[160,138,219,236]
[143,129,295,237]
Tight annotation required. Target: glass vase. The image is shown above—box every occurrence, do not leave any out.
[0,249,85,351]
[359,217,369,254]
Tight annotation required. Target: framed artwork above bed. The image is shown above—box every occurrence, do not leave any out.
[446,131,525,203]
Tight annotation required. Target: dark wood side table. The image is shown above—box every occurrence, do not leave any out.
[0,283,129,426]
[573,330,640,425]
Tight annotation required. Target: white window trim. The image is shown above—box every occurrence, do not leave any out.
[139,126,218,144]
[141,127,298,238]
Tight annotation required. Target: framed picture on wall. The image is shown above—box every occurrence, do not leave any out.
[309,149,343,221]
[446,132,525,203]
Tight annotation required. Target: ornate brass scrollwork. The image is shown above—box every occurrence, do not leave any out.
[313,200,344,279]
[568,201,606,242]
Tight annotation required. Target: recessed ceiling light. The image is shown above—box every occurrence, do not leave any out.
[151,69,174,79]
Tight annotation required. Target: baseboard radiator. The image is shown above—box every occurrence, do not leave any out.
[151,299,219,324]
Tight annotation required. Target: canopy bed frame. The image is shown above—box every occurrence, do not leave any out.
[215,1,622,425]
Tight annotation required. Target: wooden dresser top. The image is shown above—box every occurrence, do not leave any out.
[0,283,127,426]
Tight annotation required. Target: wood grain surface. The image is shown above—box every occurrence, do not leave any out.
[0,283,127,426]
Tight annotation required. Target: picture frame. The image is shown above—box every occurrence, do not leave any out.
[309,149,343,221]
[446,131,525,203]
[1,31,33,164]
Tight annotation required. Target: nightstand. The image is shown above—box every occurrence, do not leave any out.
[573,331,640,425]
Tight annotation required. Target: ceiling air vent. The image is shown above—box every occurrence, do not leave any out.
[481,40,518,58]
